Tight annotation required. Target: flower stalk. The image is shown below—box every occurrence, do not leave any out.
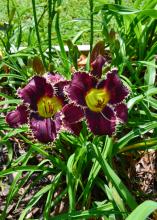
[48,0,57,64]
[48,0,52,64]
[32,0,46,68]
[89,0,94,54]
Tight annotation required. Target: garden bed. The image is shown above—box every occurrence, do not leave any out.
[0,0,157,219]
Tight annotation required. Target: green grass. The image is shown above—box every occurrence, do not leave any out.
[0,0,102,46]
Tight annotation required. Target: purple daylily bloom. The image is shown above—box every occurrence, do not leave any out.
[67,69,129,136]
[6,74,83,143]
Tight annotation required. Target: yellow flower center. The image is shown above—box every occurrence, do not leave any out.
[37,96,63,118]
[85,88,110,112]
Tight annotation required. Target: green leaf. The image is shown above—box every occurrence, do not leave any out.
[82,137,112,206]
[136,61,157,69]
[6,141,13,165]
[67,154,76,212]
[114,121,157,152]
[0,99,21,106]
[0,73,26,81]
[144,57,156,89]
[9,7,16,23]
[119,138,157,153]
[43,172,62,220]
[19,135,66,171]
[140,9,157,18]
[19,184,53,220]
[55,12,71,78]
[93,144,137,210]
[95,3,140,14]
[50,203,114,220]
[96,4,157,18]
[127,88,157,110]
[126,200,157,220]
[2,126,28,141]
[0,149,33,220]
[0,165,53,177]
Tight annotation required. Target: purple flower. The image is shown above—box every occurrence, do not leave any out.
[67,69,129,136]
[6,75,84,143]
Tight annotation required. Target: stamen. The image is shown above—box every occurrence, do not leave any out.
[44,100,47,115]
[37,96,63,118]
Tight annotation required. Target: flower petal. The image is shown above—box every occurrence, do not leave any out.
[44,83,54,97]
[62,104,84,136]
[62,103,84,124]
[85,106,116,136]
[54,112,62,132]
[44,73,64,84]
[65,122,83,136]
[30,113,56,143]
[18,76,54,110]
[115,103,128,123]
[6,105,28,128]
[91,55,106,78]
[97,70,129,105]
[54,80,70,104]
[68,72,97,106]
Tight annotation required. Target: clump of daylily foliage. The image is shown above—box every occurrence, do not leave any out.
[6,44,129,143]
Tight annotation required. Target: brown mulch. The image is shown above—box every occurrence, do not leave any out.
[115,149,157,219]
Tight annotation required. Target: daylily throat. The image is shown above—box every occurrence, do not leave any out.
[37,96,62,118]
[85,88,110,112]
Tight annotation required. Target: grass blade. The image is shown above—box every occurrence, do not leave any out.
[126,200,157,220]
[93,144,137,210]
